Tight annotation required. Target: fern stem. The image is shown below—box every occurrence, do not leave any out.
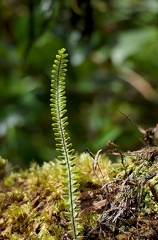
[50,48,81,239]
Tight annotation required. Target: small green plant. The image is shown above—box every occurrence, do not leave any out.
[50,48,82,239]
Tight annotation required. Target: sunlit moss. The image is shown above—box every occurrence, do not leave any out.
[0,149,157,239]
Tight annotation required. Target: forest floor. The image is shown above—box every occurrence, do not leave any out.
[0,146,158,240]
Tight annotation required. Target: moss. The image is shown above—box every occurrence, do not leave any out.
[0,148,158,239]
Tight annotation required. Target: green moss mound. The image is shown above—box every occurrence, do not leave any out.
[0,148,158,239]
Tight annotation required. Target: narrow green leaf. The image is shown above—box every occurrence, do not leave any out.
[50,48,82,239]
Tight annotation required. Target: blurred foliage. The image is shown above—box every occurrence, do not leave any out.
[0,0,158,168]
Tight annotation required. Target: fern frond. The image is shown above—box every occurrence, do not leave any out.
[50,48,82,239]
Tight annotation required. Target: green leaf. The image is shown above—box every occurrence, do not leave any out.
[50,48,82,239]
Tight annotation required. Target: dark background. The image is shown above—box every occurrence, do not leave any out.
[0,0,158,168]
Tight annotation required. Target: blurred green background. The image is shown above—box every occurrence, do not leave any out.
[0,0,158,168]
